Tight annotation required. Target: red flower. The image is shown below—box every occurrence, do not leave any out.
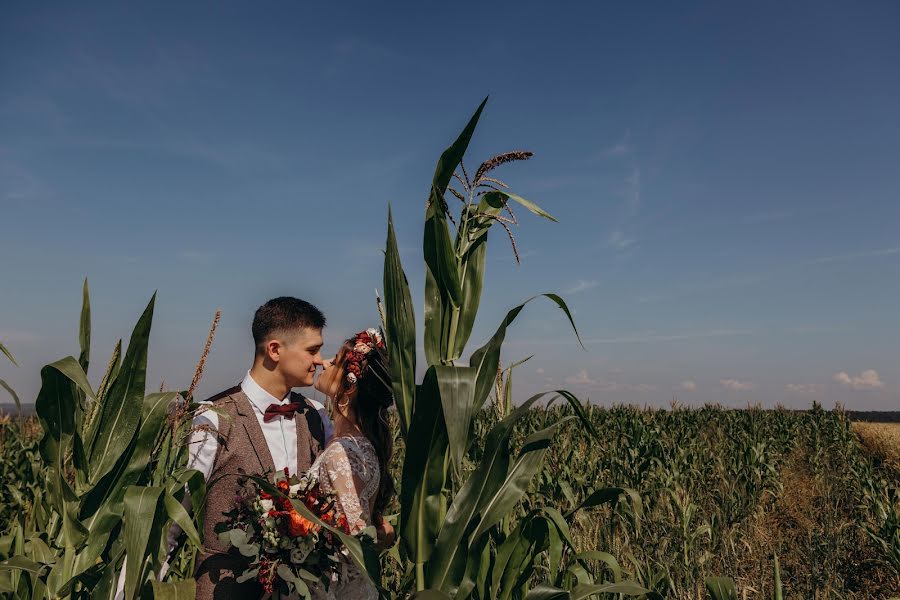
[336,515,350,533]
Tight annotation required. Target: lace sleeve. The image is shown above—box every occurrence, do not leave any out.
[319,441,370,534]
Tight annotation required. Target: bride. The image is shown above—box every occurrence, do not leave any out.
[308,328,395,599]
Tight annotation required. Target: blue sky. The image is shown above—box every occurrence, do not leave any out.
[2,1,900,410]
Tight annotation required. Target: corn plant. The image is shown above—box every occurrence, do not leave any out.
[381,98,646,598]
[0,282,207,599]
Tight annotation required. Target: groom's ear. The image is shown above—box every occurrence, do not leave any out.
[264,338,283,363]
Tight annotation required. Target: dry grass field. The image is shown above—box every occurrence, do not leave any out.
[854,422,900,472]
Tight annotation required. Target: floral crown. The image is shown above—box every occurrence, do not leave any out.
[343,328,385,386]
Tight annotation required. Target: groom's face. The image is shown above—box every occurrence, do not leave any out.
[278,326,324,387]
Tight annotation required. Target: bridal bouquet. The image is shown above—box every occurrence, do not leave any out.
[217,469,351,597]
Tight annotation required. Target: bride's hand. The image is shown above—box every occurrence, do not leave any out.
[373,514,396,550]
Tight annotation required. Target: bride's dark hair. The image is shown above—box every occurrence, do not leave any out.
[333,333,395,516]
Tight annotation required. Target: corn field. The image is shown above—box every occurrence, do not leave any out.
[1,100,899,599]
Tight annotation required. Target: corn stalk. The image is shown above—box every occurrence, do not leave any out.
[382,99,645,598]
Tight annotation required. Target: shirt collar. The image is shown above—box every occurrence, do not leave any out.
[241,371,290,414]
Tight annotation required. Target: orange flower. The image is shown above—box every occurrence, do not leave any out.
[286,510,316,537]
[276,480,290,494]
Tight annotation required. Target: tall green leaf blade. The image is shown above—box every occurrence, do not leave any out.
[470,417,576,542]
[434,365,476,477]
[705,577,739,600]
[501,192,558,222]
[424,98,488,365]
[470,295,582,413]
[89,295,154,484]
[0,342,17,366]
[35,357,95,471]
[400,367,449,571]
[151,579,196,600]
[0,379,20,411]
[451,234,487,359]
[81,392,176,529]
[78,278,91,374]
[383,207,416,437]
[427,392,552,593]
[123,486,165,600]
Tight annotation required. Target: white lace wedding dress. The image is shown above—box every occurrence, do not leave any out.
[308,435,380,600]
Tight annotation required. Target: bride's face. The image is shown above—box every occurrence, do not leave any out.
[314,352,343,398]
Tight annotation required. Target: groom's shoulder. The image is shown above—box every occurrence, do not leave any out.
[202,385,242,405]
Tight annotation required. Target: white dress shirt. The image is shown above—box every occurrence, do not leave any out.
[188,371,335,478]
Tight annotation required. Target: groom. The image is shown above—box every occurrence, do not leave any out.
[191,297,333,599]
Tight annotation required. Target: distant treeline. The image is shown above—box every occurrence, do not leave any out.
[846,410,900,423]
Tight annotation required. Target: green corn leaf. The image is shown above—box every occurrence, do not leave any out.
[81,392,176,530]
[0,342,17,366]
[35,357,95,476]
[123,486,166,600]
[501,192,558,222]
[89,295,154,485]
[524,582,650,600]
[413,591,453,600]
[434,365,477,478]
[78,278,91,374]
[572,551,622,583]
[423,98,488,365]
[150,579,196,600]
[469,294,582,418]
[427,392,553,594]
[162,493,201,548]
[451,231,487,359]
[0,556,46,576]
[383,207,416,437]
[470,417,576,542]
[400,367,449,571]
[706,577,739,600]
[491,513,548,600]
[0,379,20,411]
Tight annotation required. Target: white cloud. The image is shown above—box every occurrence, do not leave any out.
[565,370,597,386]
[599,131,633,158]
[565,279,599,294]
[679,380,697,392]
[564,370,657,393]
[833,369,884,390]
[721,378,754,391]
[786,383,820,394]
[608,230,635,251]
[535,367,544,375]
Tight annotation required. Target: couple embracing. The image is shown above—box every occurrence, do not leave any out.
[192,296,395,599]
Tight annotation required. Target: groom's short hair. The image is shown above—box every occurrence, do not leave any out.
[252,297,326,355]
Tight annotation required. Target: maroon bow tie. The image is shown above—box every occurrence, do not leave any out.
[263,401,307,422]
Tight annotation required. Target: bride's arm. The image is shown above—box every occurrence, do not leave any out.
[320,443,369,534]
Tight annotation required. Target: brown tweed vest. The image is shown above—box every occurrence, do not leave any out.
[194,386,326,600]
